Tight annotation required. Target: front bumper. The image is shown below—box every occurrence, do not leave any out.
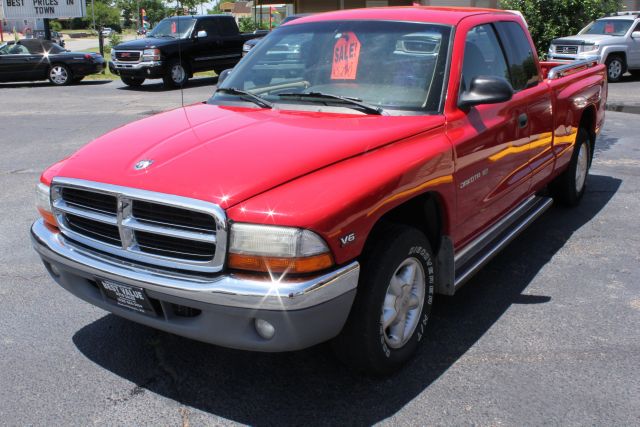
[31,219,359,351]
[548,53,602,63]
[109,60,164,79]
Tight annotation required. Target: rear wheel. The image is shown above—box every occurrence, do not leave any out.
[163,59,189,88]
[121,76,145,87]
[332,224,435,376]
[550,127,591,207]
[48,64,72,86]
[605,55,625,82]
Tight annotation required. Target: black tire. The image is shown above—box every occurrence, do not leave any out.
[605,55,625,83]
[121,76,145,87]
[163,59,189,88]
[332,223,435,376]
[48,64,72,86]
[550,127,591,207]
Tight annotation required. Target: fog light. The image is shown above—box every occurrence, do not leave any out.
[255,318,275,340]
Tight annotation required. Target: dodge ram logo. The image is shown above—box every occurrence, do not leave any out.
[562,47,570,53]
[134,159,154,170]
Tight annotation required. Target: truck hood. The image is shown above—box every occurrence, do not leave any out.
[551,34,612,45]
[51,104,443,209]
[114,37,177,50]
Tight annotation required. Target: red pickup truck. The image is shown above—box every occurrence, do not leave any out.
[31,7,606,375]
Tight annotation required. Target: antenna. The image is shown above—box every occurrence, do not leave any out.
[178,0,184,107]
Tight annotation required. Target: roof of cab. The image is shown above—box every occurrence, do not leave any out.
[294,6,512,26]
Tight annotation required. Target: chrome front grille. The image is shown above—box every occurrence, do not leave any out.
[51,178,227,273]
[555,45,578,54]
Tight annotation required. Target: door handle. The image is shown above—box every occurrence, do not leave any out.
[518,113,528,129]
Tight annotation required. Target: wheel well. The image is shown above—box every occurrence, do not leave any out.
[367,192,445,256]
[579,105,597,164]
[606,51,627,67]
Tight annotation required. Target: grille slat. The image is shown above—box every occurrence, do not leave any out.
[61,188,117,214]
[52,181,225,273]
[133,200,216,232]
[66,214,122,246]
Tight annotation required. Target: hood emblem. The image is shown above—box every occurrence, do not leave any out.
[134,159,154,170]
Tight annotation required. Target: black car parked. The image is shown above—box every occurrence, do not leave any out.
[0,40,104,85]
[109,15,264,88]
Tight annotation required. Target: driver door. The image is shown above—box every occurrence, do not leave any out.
[0,44,35,81]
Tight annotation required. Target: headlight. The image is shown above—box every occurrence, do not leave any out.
[35,182,57,228]
[548,44,555,54]
[228,223,333,274]
[142,48,161,61]
[242,43,252,52]
[581,44,599,53]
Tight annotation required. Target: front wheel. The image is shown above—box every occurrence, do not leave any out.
[332,224,435,376]
[49,64,72,86]
[163,60,189,88]
[606,55,625,83]
[550,128,591,207]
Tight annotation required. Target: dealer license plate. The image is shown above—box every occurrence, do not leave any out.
[99,279,156,316]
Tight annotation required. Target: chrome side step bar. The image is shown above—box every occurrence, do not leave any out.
[453,195,553,290]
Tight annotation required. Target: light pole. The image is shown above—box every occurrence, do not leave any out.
[91,0,96,32]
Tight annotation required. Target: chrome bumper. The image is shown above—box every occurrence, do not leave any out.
[111,60,163,70]
[31,219,359,311]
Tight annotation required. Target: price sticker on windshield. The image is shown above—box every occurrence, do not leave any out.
[331,32,361,80]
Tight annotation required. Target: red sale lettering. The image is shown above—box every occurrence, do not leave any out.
[331,32,361,80]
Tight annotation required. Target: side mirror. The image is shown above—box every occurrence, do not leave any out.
[196,30,207,38]
[631,31,640,39]
[458,75,514,109]
[218,68,233,84]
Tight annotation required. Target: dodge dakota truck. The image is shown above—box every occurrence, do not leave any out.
[109,15,264,88]
[32,7,606,375]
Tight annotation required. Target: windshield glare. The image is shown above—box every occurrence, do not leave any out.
[148,18,196,39]
[213,21,452,113]
[581,19,634,36]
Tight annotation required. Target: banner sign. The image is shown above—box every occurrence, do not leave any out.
[1,0,86,19]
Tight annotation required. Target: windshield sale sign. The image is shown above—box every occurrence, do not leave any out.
[1,0,85,19]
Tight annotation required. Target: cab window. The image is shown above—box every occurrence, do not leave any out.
[461,24,509,93]
[495,21,538,90]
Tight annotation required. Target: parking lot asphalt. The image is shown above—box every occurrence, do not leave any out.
[0,77,639,426]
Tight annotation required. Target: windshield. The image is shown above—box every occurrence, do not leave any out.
[580,19,634,36]
[212,20,452,114]
[148,18,196,39]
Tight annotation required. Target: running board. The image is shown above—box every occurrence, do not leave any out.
[453,195,553,290]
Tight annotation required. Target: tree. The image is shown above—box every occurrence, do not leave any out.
[499,0,622,56]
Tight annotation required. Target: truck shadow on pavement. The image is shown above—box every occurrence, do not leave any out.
[117,76,218,92]
[73,173,621,426]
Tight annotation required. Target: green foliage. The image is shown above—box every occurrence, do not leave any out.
[238,17,258,32]
[50,21,63,32]
[499,0,622,57]
[109,32,123,49]
[88,1,122,29]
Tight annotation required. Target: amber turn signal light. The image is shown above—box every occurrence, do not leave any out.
[228,253,334,274]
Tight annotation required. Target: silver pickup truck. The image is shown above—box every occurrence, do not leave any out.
[547,12,640,82]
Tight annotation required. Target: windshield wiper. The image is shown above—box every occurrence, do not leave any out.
[277,92,386,115]
[216,87,274,109]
